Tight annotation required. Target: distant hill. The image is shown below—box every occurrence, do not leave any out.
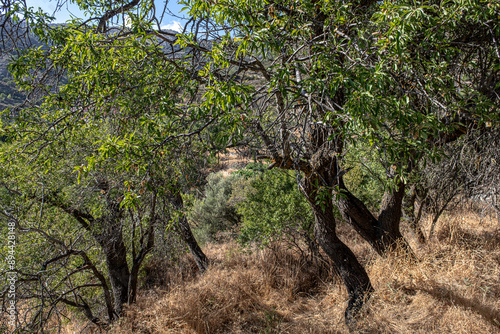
[0,17,34,112]
[0,53,26,111]
[0,24,184,113]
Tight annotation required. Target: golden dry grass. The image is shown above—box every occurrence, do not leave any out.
[103,210,500,334]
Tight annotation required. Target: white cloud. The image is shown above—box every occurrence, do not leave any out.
[161,21,183,33]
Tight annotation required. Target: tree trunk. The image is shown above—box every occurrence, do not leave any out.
[300,130,373,322]
[405,185,427,243]
[336,177,414,256]
[377,181,409,248]
[95,201,130,317]
[129,224,155,304]
[177,215,209,273]
[303,178,373,324]
[315,203,373,322]
[172,193,209,273]
[98,230,131,317]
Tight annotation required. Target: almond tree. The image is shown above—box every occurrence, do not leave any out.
[179,0,499,321]
[2,0,498,325]
[1,4,210,329]
[0,125,155,330]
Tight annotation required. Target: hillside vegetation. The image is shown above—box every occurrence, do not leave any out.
[0,55,25,110]
[61,157,500,333]
[1,0,499,332]
[106,208,500,333]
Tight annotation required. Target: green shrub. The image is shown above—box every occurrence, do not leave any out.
[189,164,316,248]
[233,162,267,177]
[188,172,242,244]
[234,168,314,246]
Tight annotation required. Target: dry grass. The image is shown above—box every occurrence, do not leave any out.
[214,149,253,176]
[104,210,500,333]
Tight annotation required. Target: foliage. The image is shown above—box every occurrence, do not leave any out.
[235,168,314,247]
[188,172,242,244]
[188,164,314,248]
[1,0,216,327]
[178,0,499,180]
[176,0,499,319]
[0,120,159,330]
[343,144,386,212]
[233,162,267,178]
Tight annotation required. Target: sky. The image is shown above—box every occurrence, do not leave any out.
[24,0,188,32]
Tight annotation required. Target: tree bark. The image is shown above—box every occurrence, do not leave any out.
[177,215,209,273]
[95,201,130,317]
[172,193,209,273]
[303,177,373,324]
[299,125,373,323]
[129,224,155,304]
[336,177,414,256]
[98,231,130,316]
[405,185,427,243]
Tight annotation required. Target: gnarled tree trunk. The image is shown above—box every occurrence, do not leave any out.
[336,177,414,257]
[95,201,131,317]
[299,127,373,323]
[100,234,130,316]
[308,193,374,322]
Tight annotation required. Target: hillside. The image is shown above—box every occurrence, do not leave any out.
[0,54,25,111]
[56,204,500,334]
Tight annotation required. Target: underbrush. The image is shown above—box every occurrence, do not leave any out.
[99,211,500,333]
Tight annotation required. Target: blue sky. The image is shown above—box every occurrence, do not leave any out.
[25,0,188,31]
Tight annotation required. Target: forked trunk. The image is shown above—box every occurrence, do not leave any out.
[336,178,414,257]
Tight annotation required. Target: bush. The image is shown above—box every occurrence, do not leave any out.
[234,168,314,247]
[188,172,243,244]
[343,144,386,212]
[233,161,267,177]
[189,164,316,251]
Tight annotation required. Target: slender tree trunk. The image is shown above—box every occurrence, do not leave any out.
[129,225,155,304]
[314,202,373,322]
[129,193,156,304]
[172,193,209,273]
[406,185,427,243]
[177,215,209,273]
[78,251,115,322]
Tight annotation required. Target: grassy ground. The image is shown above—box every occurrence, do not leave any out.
[103,208,500,334]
